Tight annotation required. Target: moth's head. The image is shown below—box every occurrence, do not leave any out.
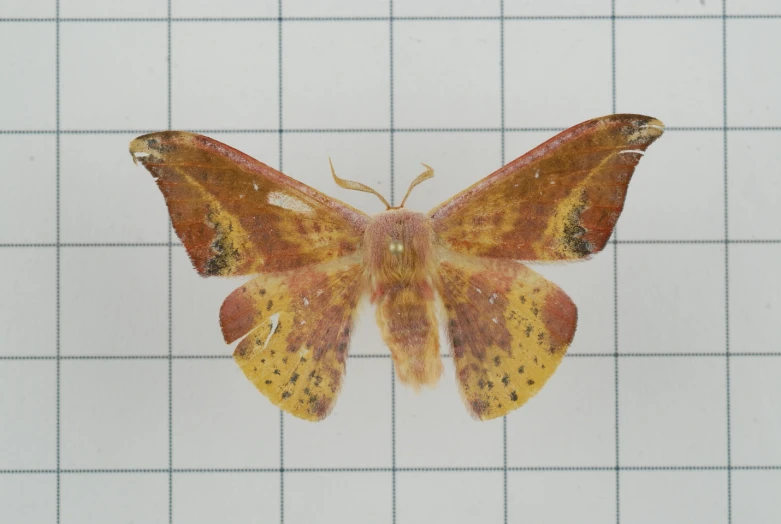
[330,159,434,210]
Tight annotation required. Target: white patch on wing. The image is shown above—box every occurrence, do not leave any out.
[619,149,645,156]
[303,297,310,307]
[263,313,280,349]
[267,191,314,214]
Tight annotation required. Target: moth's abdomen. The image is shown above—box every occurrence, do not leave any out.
[376,283,442,387]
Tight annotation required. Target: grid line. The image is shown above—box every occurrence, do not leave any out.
[2,239,780,250]
[389,2,397,522]
[722,2,733,522]
[54,1,61,522]
[3,125,781,134]
[277,1,285,522]
[499,1,508,521]
[3,352,780,361]
[2,14,781,23]
[611,0,621,520]
[166,1,173,522]
[2,465,778,475]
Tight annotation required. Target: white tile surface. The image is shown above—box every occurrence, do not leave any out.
[1,2,780,523]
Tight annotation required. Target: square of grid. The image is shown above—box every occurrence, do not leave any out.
[508,471,614,524]
[283,132,391,214]
[61,473,168,524]
[396,360,503,468]
[727,132,781,240]
[60,134,170,244]
[0,136,56,243]
[616,19,723,128]
[728,0,781,15]
[60,22,167,130]
[507,357,615,467]
[505,0,611,16]
[505,20,612,129]
[615,0,722,16]
[284,359,391,468]
[61,0,167,17]
[171,22,278,130]
[0,0,55,17]
[728,20,781,126]
[394,0,499,17]
[529,246,615,355]
[733,470,781,524]
[285,472,390,524]
[730,244,781,353]
[0,23,55,130]
[172,0,276,17]
[0,475,56,524]
[618,244,725,354]
[0,361,56,469]
[0,248,56,357]
[621,470,728,524]
[173,473,280,524]
[60,247,168,356]
[394,20,501,129]
[284,0,388,17]
[60,360,168,468]
[283,21,389,129]
[172,359,280,469]
[397,471,503,524]
[618,131,724,241]
[618,356,727,466]
[730,357,781,465]
[393,131,501,211]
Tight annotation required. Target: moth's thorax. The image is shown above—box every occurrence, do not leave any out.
[364,209,435,288]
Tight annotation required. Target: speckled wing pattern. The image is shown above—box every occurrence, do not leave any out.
[220,255,364,421]
[437,249,576,420]
[130,131,368,276]
[429,114,664,261]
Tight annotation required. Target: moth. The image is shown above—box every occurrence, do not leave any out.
[130,114,663,421]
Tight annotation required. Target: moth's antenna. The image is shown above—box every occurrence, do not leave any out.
[330,158,391,210]
[399,164,435,208]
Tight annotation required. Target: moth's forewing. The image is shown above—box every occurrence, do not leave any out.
[130,131,368,276]
[436,249,576,420]
[429,114,664,261]
[222,255,365,421]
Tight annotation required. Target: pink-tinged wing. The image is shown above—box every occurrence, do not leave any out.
[429,114,664,261]
[436,248,577,420]
[130,131,369,276]
[221,255,366,421]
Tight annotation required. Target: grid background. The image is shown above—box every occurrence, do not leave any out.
[1,0,780,523]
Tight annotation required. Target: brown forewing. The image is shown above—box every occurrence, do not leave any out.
[428,114,664,261]
[130,132,369,276]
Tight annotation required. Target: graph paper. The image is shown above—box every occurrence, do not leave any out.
[1,0,780,523]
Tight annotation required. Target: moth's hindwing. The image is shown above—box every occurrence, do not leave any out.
[437,250,577,420]
[221,256,365,421]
